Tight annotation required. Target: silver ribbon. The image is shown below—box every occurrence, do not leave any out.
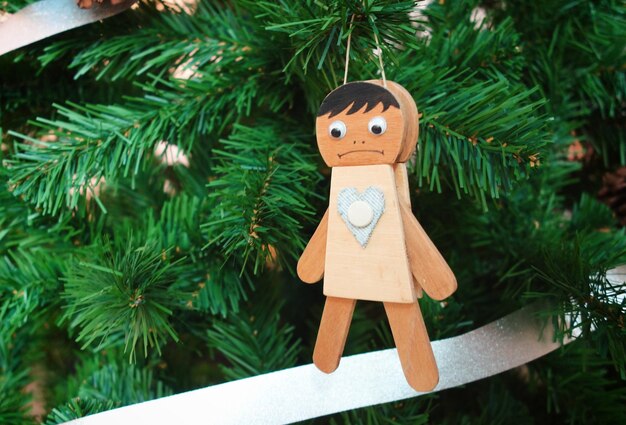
[67,304,573,425]
[0,0,136,57]
[67,265,625,424]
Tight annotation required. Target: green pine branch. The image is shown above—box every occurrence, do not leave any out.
[206,293,301,381]
[1,0,625,422]
[132,193,251,316]
[62,238,181,361]
[536,342,626,423]
[45,352,172,423]
[0,369,33,425]
[39,2,258,82]
[44,399,117,425]
[0,0,36,14]
[496,0,626,165]
[258,0,418,73]
[201,122,321,274]
[409,73,547,205]
[6,66,286,215]
[0,182,72,425]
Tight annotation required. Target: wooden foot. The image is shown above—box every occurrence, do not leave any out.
[384,301,439,391]
[313,297,356,373]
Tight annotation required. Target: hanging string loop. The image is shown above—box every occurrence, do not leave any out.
[343,11,387,87]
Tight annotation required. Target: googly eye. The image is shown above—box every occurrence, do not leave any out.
[328,120,347,139]
[368,116,387,135]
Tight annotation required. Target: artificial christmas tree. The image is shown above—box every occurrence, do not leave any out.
[0,0,625,423]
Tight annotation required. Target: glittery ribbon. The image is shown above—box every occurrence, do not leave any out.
[62,303,584,425]
[65,266,625,424]
[0,0,136,57]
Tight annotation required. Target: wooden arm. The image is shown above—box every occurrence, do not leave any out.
[399,201,457,300]
[297,209,329,284]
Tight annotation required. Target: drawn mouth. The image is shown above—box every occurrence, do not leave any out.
[337,149,384,158]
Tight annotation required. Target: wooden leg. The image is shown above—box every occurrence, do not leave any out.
[313,297,356,373]
[384,301,439,391]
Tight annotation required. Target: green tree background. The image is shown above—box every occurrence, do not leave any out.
[1,0,625,423]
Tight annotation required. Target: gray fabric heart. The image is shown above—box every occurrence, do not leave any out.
[337,187,385,247]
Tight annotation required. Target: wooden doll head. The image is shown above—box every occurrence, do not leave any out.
[315,80,419,167]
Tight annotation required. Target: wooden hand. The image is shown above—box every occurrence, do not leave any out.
[297,209,329,283]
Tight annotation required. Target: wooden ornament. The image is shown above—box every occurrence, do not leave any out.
[313,297,356,373]
[298,80,457,392]
[400,200,457,300]
[394,163,423,298]
[315,82,411,167]
[297,209,329,284]
[366,80,419,163]
[324,164,415,303]
[384,301,438,391]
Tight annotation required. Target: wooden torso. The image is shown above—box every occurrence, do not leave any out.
[324,164,416,303]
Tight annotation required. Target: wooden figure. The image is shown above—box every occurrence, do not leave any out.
[297,80,457,391]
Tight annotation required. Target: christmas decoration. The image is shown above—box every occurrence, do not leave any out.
[59,302,581,424]
[298,80,456,391]
[0,0,136,56]
[1,1,625,424]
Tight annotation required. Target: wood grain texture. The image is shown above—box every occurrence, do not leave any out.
[393,162,412,206]
[297,209,329,284]
[384,301,439,391]
[367,80,419,163]
[313,297,357,373]
[399,201,457,300]
[394,163,423,298]
[324,165,416,303]
[389,82,419,163]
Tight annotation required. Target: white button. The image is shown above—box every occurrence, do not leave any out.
[347,201,374,228]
